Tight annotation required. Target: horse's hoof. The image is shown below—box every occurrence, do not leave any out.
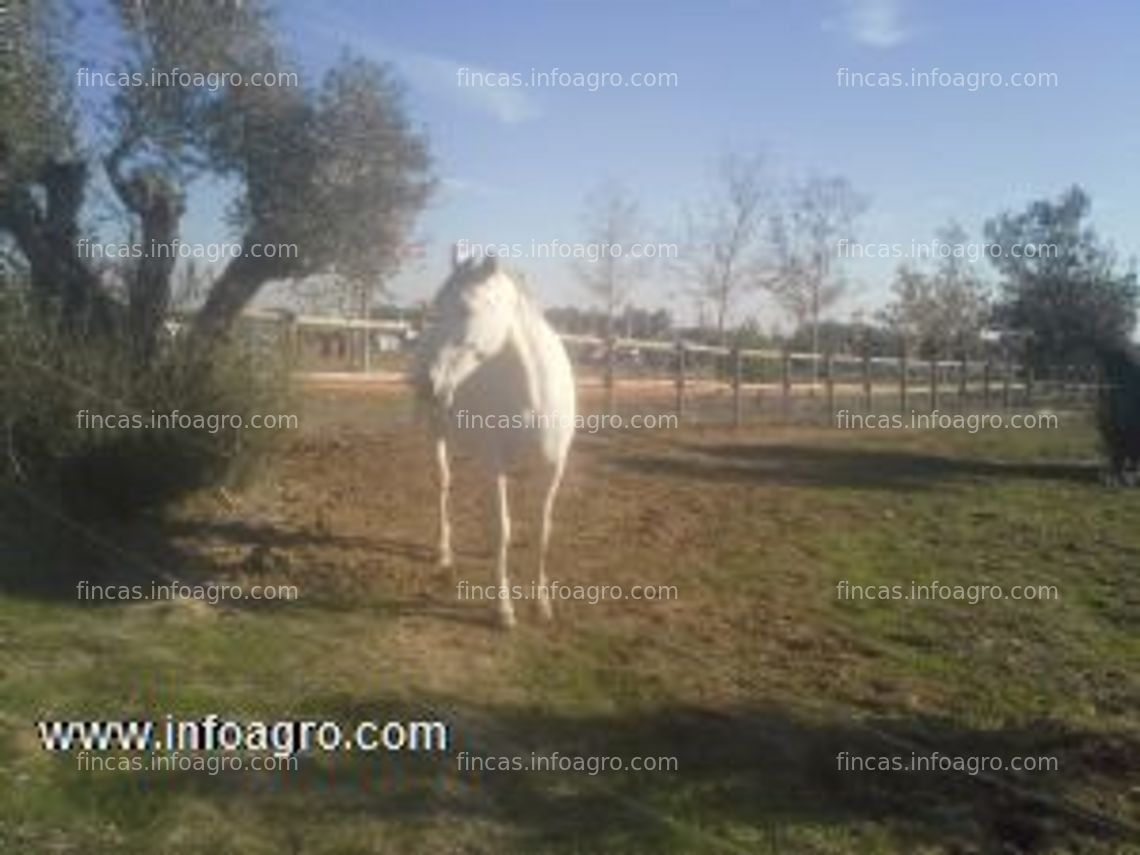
[538,599,553,621]
[498,607,517,630]
[439,552,453,569]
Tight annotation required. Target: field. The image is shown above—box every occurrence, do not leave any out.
[1,387,1138,854]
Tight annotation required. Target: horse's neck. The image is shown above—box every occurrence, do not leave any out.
[500,296,550,406]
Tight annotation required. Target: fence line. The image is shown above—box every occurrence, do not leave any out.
[556,332,1098,425]
[228,312,1099,426]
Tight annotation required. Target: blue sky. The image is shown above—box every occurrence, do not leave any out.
[91,0,1140,327]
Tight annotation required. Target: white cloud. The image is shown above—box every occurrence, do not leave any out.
[439,176,498,197]
[298,18,540,124]
[829,0,912,49]
[397,51,540,124]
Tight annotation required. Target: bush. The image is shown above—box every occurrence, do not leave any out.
[1095,343,1140,480]
[0,286,292,520]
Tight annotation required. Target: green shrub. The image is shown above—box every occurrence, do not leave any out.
[1,287,292,520]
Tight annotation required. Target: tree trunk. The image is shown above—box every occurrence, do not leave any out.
[1,159,117,334]
[104,149,187,363]
[189,247,292,344]
[810,285,821,389]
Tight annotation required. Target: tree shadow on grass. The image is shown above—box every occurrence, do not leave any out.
[160,517,448,566]
[611,442,1098,492]
[0,489,184,601]
[0,491,468,617]
[43,695,1139,854]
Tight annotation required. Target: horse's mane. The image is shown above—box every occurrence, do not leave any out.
[503,266,546,318]
[452,257,545,314]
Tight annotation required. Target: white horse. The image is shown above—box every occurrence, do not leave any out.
[417,250,576,628]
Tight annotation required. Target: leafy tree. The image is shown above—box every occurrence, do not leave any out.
[766,175,867,362]
[193,55,433,340]
[1,0,434,352]
[574,181,650,341]
[0,0,434,517]
[984,186,1137,371]
[547,304,673,340]
[673,153,769,345]
[0,0,109,328]
[879,264,936,356]
[784,318,897,357]
[932,224,990,356]
[879,223,990,359]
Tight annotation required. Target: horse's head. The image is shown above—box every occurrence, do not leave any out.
[419,248,520,409]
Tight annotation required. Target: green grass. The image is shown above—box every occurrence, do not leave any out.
[1,409,1138,853]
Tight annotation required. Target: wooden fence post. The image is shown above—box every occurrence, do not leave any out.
[732,347,743,428]
[929,357,939,413]
[604,335,615,415]
[781,351,792,421]
[824,353,835,422]
[958,357,968,411]
[862,353,872,413]
[1002,358,1012,411]
[899,352,909,414]
[674,341,686,422]
[284,315,299,366]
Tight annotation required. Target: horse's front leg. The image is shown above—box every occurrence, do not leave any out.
[436,436,453,568]
[536,460,565,621]
[494,471,516,628]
